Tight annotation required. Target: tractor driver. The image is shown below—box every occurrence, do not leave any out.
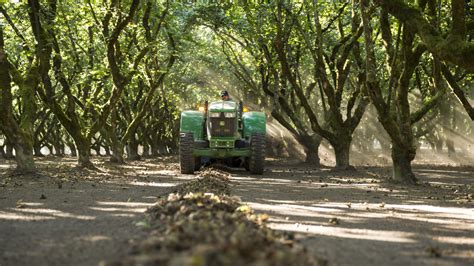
[221,90,231,101]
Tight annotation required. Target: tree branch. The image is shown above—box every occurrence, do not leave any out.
[375,0,474,72]
[441,64,474,120]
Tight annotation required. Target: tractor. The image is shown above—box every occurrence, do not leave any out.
[179,100,266,174]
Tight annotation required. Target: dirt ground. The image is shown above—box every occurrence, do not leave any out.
[0,156,473,266]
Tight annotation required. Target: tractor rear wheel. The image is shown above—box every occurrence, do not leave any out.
[180,132,195,174]
[249,133,265,174]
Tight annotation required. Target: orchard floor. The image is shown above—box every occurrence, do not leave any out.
[0,156,473,266]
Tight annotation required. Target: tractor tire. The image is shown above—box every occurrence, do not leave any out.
[194,157,201,171]
[180,132,195,174]
[249,133,265,175]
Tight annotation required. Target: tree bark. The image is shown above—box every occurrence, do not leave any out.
[391,143,417,184]
[374,0,474,72]
[333,139,353,170]
[33,142,44,156]
[360,0,419,183]
[142,143,150,157]
[150,141,159,157]
[126,137,141,160]
[0,144,4,158]
[67,141,77,157]
[441,64,474,120]
[14,141,35,172]
[446,139,455,156]
[5,143,14,159]
[0,24,36,172]
[106,110,124,163]
[75,139,93,168]
[109,144,124,163]
[300,135,321,166]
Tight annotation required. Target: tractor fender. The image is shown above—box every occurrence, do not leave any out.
[180,111,205,140]
[242,112,266,138]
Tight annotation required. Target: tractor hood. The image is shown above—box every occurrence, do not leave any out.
[208,101,238,112]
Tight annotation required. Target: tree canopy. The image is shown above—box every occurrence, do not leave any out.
[0,0,472,184]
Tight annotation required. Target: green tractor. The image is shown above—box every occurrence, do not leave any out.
[179,100,266,174]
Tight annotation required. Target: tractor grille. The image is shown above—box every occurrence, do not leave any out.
[210,117,236,137]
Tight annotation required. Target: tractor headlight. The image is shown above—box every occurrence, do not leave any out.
[209,112,220,118]
[224,112,236,118]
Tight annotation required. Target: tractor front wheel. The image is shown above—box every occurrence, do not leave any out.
[194,157,201,171]
[180,132,195,174]
[249,133,265,174]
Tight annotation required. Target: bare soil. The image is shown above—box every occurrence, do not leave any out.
[0,156,473,266]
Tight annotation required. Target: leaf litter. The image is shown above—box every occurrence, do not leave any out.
[106,168,323,265]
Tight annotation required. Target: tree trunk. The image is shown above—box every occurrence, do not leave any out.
[300,135,321,166]
[435,140,443,152]
[92,143,101,156]
[53,142,64,157]
[14,142,35,172]
[142,143,150,157]
[391,143,417,184]
[333,140,353,170]
[108,124,124,163]
[446,139,455,156]
[0,25,35,172]
[75,138,94,168]
[151,143,159,156]
[110,142,124,163]
[33,143,44,157]
[67,141,77,157]
[126,137,141,160]
[106,113,124,163]
[305,150,320,165]
[104,145,111,156]
[5,143,14,159]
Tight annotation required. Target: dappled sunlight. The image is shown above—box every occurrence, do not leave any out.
[269,222,417,243]
[0,200,156,222]
[0,204,96,221]
[0,163,13,169]
[252,197,473,226]
[230,176,259,181]
[96,201,154,207]
[252,199,474,246]
[89,207,147,213]
[440,222,474,231]
[109,213,136,217]
[89,201,155,215]
[0,210,55,221]
[387,204,473,216]
[248,201,375,224]
[249,202,344,215]
[230,164,474,265]
[432,236,474,245]
[126,181,177,187]
[1,155,472,265]
[12,208,96,220]
[76,235,111,242]
[263,199,316,205]
[427,181,465,187]
[417,168,474,175]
